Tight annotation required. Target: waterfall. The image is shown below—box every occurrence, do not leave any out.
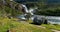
[29,8,38,15]
[21,4,29,13]
[29,8,34,15]
[19,4,38,20]
[21,4,38,15]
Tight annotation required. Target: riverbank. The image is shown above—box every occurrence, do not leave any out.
[0,17,60,32]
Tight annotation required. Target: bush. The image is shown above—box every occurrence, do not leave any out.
[35,8,60,16]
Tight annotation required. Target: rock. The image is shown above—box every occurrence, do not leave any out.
[33,16,48,25]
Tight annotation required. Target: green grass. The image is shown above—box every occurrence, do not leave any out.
[0,17,60,32]
[41,24,60,31]
[0,17,52,32]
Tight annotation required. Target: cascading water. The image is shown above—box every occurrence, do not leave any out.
[29,8,38,15]
[19,4,38,20]
[21,4,29,13]
[21,4,37,15]
[29,8,34,15]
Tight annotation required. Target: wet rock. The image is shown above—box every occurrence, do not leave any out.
[33,16,48,25]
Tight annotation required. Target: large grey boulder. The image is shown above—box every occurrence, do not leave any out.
[33,16,48,25]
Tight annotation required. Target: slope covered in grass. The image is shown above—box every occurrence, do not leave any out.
[41,24,60,31]
[0,17,52,32]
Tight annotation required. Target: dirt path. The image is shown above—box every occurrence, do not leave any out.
[20,21,46,29]
[51,29,60,32]
[19,21,60,32]
[34,25,46,29]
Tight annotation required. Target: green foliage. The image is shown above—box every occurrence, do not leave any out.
[3,7,20,16]
[35,8,60,16]
[0,5,22,17]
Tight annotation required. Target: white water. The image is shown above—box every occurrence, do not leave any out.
[21,4,37,15]
[29,8,38,15]
[10,0,13,1]
[32,15,60,24]
[29,8,35,15]
[21,4,29,13]
[19,4,60,24]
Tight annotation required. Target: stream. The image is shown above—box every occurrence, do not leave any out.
[18,4,60,25]
[31,15,60,24]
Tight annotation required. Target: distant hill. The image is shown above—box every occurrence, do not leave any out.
[14,0,40,3]
[14,0,60,4]
[46,0,60,5]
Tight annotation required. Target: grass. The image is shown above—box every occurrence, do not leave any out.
[0,17,52,32]
[41,24,60,31]
[0,17,60,32]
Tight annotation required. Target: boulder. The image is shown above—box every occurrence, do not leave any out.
[33,16,48,25]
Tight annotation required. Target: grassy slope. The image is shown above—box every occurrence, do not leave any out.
[41,24,60,31]
[0,17,52,32]
[0,0,60,32]
[0,17,60,32]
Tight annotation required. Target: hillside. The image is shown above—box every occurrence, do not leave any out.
[0,18,52,32]
[1,0,60,16]
[0,16,60,32]
[0,0,22,17]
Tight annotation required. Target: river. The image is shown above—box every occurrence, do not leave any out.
[18,4,60,25]
[31,15,60,24]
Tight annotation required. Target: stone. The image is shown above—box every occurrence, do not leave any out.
[33,16,48,25]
